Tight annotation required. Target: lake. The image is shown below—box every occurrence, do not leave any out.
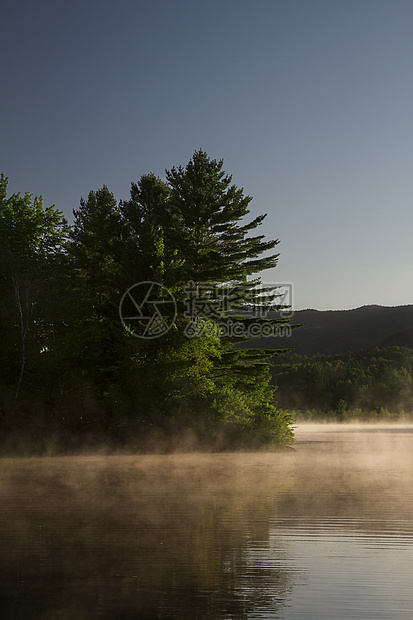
[1,423,413,619]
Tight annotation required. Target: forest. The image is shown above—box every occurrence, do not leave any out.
[0,151,294,452]
[271,346,413,420]
[3,152,412,453]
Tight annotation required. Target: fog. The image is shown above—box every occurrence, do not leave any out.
[291,422,413,518]
[1,422,413,618]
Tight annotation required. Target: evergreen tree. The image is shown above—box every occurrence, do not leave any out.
[70,186,125,312]
[165,149,280,284]
[60,186,133,429]
[0,153,294,447]
[120,173,175,284]
[122,151,294,446]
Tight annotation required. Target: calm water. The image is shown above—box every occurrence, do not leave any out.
[1,423,413,619]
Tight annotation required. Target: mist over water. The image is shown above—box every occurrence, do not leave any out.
[1,423,413,619]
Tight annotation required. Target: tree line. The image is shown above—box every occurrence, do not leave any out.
[0,151,294,450]
[271,346,413,419]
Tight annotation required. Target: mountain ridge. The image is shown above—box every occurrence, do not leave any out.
[246,304,413,356]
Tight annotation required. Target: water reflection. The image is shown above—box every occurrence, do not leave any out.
[0,454,296,619]
[0,424,412,619]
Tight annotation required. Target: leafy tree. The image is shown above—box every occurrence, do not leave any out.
[271,346,413,419]
[0,173,70,416]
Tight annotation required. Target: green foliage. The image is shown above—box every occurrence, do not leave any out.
[113,151,293,446]
[120,173,178,284]
[0,155,294,449]
[209,383,294,448]
[164,149,280,283]
[272,346,413,418]
[0,174,70,413]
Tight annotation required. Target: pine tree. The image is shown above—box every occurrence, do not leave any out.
[120,173,182,288]
[126,151,294,446]
[165,149,280,284]
[60,186,132,429]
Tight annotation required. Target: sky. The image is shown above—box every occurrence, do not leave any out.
[1,0,412,311]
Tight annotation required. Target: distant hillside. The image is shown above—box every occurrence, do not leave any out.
[245,304,413,355]
[380,327,413,349]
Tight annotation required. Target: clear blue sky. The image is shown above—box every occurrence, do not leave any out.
[1,0,412,310]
